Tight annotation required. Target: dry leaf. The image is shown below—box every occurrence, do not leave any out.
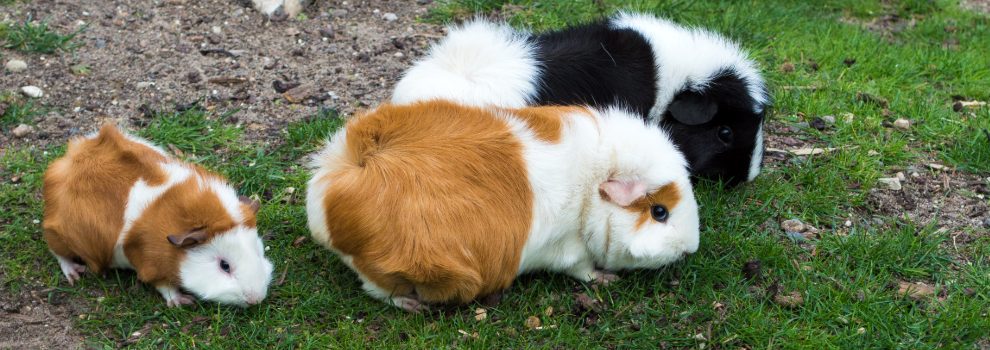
[543,306,554,317]
[292,236,307,247]
[773,291,804,308]
[525,316,541,330]
[897,281,935,300]
[474,308,487,321]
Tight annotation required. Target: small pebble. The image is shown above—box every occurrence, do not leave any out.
[821,115,835,124]
[20,86,43,98]
[781,219,806,233]
[878,177,902,190]
[895,172,906,181]
[211,26,222,34]
[382,13,398,21]
[319,26,335,38]
[12,124,34,138]
[136,81,155,89]
[5,59,27,72]
[893,118,911,131]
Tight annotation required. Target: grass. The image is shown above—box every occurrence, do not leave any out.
[0,95,42,128]
[1,0,989,348]
[0,17,83,54]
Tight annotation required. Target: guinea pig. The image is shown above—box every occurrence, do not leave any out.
[42,124,274,307]
[306,100,699,312]
[391,12,770,187]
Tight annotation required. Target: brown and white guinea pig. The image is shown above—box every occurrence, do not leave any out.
[305,100,699,312]
[42,124,274,307]
[391,12,770,187]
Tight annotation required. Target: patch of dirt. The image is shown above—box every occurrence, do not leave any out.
[0,0,445,148]
[840,13,919,41]
[962,0,990,15]
[866,165,989,235]
[0,286,85,349]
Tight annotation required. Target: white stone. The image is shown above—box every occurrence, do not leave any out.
[382,13,398,21]
[136,81,155,89]
[5,59,27,72]
[12,124,33,138]
[878,177,902,190]
[893,118,911,130]
[20,86,43,98]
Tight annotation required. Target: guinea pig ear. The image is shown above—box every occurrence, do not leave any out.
[167,227,208,248]
[239,195,261,214]
[667,92,718,126]
[599,179,647,207]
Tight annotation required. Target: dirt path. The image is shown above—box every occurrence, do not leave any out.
[0,0,444,148]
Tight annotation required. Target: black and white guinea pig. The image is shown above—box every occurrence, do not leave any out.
[306,100,699,312]
[392,12,770,187]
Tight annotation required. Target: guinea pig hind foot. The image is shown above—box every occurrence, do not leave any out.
[592,270,620,286]
[390,295,429,313]
[156,286,195,308]
[54,255,86,285]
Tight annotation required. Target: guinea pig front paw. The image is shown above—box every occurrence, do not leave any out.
[157,286,196,308]
[591,270,620,286]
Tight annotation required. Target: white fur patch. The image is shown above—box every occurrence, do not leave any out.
[512,106,699,277]
[610,12,768,120]
[251,0,284,15]
[204,178,245,224]
[391,19,540,108]
[114,162,192,268]
[305,128,351,250]
[179,226,273,306]
[748,124,765,181]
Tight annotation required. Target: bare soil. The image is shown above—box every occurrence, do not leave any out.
[0,0,444,148]
[0,287,84,349]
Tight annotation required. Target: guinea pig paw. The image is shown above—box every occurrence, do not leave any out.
[592,270,620,286]
[56,258,86,285]
[165,294,195,308]
[392,296,429,313]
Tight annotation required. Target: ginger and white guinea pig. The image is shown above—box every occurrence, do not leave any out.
[306,100,699,312]
[391,12,770,187]
[42,124,274,307]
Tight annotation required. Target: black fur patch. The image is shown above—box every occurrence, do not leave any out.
[529,22,657,117]
[526,20,768,187]
[662,69,767,186]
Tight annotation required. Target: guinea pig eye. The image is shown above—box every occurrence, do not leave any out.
[650,205,669,223]
[219,259,231,273]
[716,126,733,145]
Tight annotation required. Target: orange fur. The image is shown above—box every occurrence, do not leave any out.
[503,105,587,143]
[42,124,251,288]
[629,183,683,229]
[322,101,533,304]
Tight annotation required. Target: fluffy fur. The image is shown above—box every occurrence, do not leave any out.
[42,124,273,307]
[306,100,699,312]
[391,13,770,186]
[245,0,307,18]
